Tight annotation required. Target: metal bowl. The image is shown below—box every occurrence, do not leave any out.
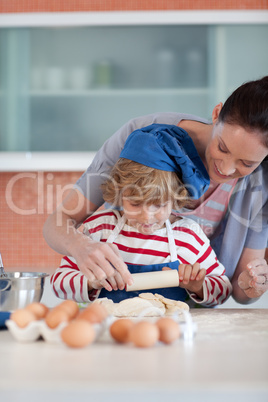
[0,271,48,312]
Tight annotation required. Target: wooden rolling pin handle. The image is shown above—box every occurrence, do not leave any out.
[126,269,179,292]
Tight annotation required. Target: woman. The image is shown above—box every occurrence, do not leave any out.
[43,76,268,305]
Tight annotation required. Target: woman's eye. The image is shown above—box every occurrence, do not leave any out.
[218,143,227,153]
[242,162,254,168]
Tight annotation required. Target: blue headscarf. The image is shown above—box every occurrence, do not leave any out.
[120,124,210,199]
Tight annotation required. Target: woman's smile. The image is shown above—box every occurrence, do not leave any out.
[213,161,235,179]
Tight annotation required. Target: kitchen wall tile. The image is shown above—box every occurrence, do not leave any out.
[0,0,266,13]
[0,171,82,270]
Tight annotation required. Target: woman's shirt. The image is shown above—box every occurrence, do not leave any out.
[174,178,238,238]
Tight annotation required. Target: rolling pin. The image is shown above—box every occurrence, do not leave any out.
[126,269,179,292]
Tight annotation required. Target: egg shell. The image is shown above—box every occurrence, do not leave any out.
[129,321,159,348]
[45,308,70,329]
[10,308,37,328]
[56,300,79,319]
[26,302,49,320]
[156,317,180,344]
[77,303,108,324]
[61,319,96,348]
[110,318,134,343]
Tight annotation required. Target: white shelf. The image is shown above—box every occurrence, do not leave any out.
[30,87,209,97]
[0,152,95,172]
[0,10,268,27]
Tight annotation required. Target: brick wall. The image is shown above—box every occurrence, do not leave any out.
[0,172,81,270]
[0,0,267,13]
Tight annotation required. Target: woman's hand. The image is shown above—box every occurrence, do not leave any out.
[238,258,268,298]
[43,189,133,290]
[89,269,127,292]
[69,233,133,290]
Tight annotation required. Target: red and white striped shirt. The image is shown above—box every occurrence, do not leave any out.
[51,209,232,307]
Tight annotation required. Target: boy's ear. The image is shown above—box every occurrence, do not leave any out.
[212,103,223,123]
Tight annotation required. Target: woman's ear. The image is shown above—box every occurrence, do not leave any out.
[212,103,223,123]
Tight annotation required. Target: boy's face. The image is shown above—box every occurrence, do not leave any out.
[122,197,173,235]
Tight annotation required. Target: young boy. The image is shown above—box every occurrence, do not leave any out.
[51,124,232,307]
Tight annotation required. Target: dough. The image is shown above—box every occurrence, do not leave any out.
[93,298,115,316]
[95,293,189,317]
[153,293,189,315]
[114,297,165,317]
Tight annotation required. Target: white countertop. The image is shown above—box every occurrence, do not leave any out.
[0,309,267,402]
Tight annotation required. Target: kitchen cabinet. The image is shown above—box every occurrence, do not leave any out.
[0,14,268,158]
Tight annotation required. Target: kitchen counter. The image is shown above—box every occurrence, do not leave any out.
[0,309,267,402]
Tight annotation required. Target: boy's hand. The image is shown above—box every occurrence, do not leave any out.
[178,263,206,295]
[163,263,206,297]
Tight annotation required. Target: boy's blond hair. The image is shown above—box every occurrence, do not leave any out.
[101,158,188,209]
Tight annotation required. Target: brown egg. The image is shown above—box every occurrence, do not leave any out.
[26,302,49,320]
[10,308,37,328]
[57,300,79,319]
[77,303,108,324]
[156,317,180,344]
[110,319,134,343]
[45,308,70,329]
[61,319,96,348]
[129,321,159,348]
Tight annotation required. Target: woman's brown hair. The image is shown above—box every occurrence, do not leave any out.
[219,75,268,148]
